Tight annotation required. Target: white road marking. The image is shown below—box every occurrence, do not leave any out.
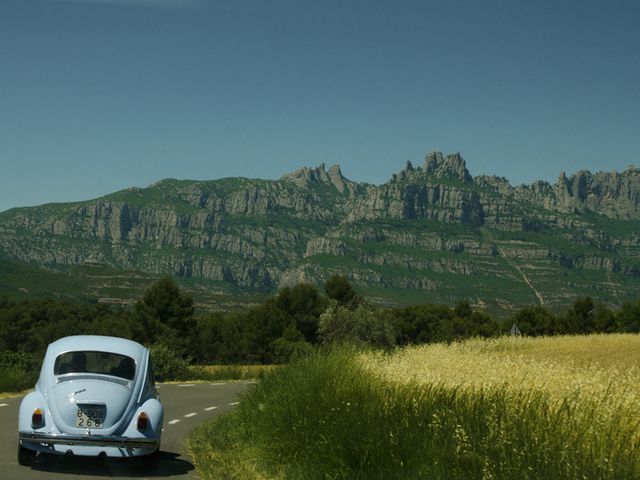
[245,381,259,384]
[184,412,197,418]
[209,382,226,386]
[0,403,8,407]
[178,384,195,387]
[168,419,181,425]
[204,406,218,411]
[229,402,240,406]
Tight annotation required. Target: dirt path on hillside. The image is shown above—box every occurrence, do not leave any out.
[481,229,545,306]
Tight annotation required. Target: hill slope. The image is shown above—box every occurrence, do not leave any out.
[1,151,639,313]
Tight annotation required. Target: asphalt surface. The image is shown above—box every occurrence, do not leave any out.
[0,381,252,479]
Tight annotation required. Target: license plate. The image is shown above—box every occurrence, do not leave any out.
[76,405,106,429]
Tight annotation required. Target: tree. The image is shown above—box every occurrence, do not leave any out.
[0,295,11,310]
[134,277,195,354]
[240,301,290,363]
[468,311,500,337]
[318,302,395,349]
[454,299,472,319]
[215,312,246,364]
[593,303,617,333]
[275,284,328,343]
[389,304,454,345]
[563,297,595,334]
[511,306,556,336]
[271,322,314,363]
[617,300,640,333]
[194,313,226,363]
[324,275,360,307]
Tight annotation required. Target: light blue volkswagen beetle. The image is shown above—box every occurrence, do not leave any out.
[18,335,163,466]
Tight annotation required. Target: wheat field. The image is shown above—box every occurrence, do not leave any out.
[355,334,640,478]
[359,334,640,421]
[192,335,640,479]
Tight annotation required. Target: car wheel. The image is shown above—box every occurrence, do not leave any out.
[18,443,37,466]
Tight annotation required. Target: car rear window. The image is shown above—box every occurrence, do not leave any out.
[54,351,136,380]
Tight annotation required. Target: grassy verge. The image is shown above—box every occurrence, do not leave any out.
[190,409,273,480]
[190,364,277,381]
[190,337,640,479]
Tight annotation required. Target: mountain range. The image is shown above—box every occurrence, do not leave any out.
[1,151,639,315]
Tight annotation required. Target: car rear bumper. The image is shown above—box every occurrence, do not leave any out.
[19,431,159,449]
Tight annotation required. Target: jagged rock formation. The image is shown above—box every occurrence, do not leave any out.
[1,151,639,312]
[280,163,359,196]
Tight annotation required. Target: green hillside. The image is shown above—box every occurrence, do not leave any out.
[1,152,639,315]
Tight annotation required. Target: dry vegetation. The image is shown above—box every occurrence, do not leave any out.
[191,335,640,479]
[359,334,640,418]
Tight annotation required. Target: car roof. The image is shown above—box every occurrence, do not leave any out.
[47,335,147,361]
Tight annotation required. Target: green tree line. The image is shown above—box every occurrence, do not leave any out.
[1,276,639,375]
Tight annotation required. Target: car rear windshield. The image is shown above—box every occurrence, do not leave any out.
[54,351,136,380]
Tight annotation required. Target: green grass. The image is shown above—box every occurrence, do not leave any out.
[0,256,269,309]
[581,211,640,237]
[0,255,94,302]
[489,227,604,255]
[302,252,541,312]
[347,218,482,238]
[190,346,640,480]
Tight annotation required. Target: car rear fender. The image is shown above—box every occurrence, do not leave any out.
[121,398,164,440]
[19,390,51,433]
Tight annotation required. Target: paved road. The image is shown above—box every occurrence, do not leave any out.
[0,381,252,479]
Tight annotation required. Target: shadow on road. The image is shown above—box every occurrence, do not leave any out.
[26,450,194,477]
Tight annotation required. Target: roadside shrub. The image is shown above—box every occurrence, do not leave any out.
[150,343,190,381]
[0,351,39,392]
[0,366,38,392]
[191,364,276,381]
[0,350,39,371]
[271,338,314,363]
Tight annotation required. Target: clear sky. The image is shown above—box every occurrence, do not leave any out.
[1,0,639,212]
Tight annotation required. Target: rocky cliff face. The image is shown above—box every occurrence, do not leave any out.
[1,151,639,311]
[476,165,640,220]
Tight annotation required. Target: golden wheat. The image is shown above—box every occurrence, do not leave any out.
[359,334,640,427]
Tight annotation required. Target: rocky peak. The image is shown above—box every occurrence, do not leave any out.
[281,163,354,194]
[423,151,472,182]
[326,164,348,193]
[404,160,415,172]
[392,161,416,182]
[281,164,328,187]
[551,166,640,218]
[424,151,444,173]
[474,175,513,195]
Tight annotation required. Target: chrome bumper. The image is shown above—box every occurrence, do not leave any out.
[19,431,159,449]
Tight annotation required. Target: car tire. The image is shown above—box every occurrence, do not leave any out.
[18,443,37,466]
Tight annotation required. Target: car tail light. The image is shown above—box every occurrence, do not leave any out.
[137,412,149,431]
[32,408,44,428]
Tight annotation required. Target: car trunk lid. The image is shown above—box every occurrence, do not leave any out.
[48,377,134,434]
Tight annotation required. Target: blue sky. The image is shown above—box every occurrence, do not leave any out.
[1,0,639,212]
